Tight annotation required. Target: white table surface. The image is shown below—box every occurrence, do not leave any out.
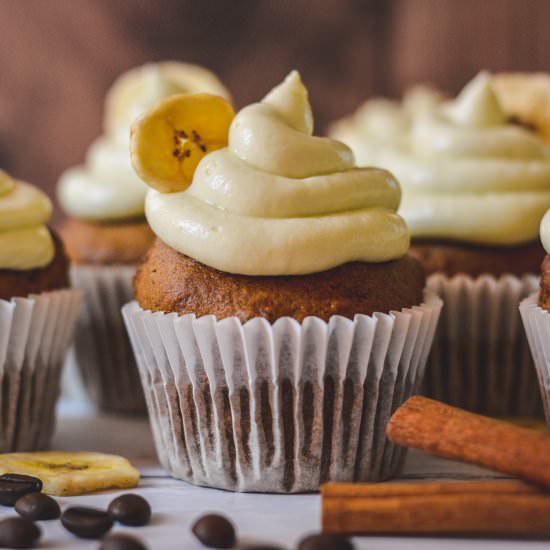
[5,399,546,550]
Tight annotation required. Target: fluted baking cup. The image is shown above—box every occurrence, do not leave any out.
[424,273,540,417]
[0,289,81,451]
[519,292,550,424]
[69,265,146,414]
[122,292,441,493]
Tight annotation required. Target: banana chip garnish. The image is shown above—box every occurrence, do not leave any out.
[0,452,139,496]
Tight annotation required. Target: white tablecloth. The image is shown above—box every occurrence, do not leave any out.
[4,399,546,550]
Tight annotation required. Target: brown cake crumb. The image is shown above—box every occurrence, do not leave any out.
[134,238,426,322]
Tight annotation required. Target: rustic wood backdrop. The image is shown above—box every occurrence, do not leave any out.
[1,0,549,224]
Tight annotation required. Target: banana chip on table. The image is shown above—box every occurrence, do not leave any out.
[492,72,550,143]
[0,452,139,496]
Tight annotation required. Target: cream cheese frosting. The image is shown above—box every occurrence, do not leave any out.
[333,73,550,245]
[145,71,410,276]
[0,170,54,270]
[58,62,231,221]
[541,209,550,254]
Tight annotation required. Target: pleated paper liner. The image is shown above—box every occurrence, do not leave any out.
[0,289,82,451]
[122,292,442,493]
[519,292,550,424]
[69,265,146,414]
[423,273,541,417]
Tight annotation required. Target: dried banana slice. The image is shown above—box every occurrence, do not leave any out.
[131,93,235,193]
[492,72,550,143]
[0,452,139,496]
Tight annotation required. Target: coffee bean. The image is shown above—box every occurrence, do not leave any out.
[192,514,236,548]
[61,506,113,539]
[99,533,147,550]
[15,492,60,521]
[0,517,41,548]
[241,545,283,550]
[108,493,151,526]
[298,533,354,550]
[0,475,42,506]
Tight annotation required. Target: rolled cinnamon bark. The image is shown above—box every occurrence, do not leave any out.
[387,396,550,488]
[322,481,550,536]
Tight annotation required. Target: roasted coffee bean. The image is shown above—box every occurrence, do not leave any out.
[108,493,151,526]
[61,506,113,539]
[192,514,236,548]
[298,533,354,550]
[0,517,41,549]
[99,533,148,550]
[15,492,60,521]
[0,475,42,506]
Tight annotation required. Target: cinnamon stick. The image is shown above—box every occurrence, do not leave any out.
[387,396,550,488]
[322,480,550,536]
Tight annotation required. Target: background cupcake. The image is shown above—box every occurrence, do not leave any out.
[0,169,81,451]
[332,73,550,417]
[123,71,441,492]
[520,209,550,424]
[57,62,231,414]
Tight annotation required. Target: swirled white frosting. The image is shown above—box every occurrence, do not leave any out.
[541,210,550,254]
[145,71,410,276]
[0,170,54,270]
[333,73,550,245]
[58,62,230,221]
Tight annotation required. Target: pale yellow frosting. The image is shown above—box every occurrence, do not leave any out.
[0,170,54,270]
[333,73,550,245]
[145,71,409,276]
[541,209,550,254]
[58,62,230,221]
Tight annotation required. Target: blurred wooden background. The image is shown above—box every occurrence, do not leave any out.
[1,0,549,224]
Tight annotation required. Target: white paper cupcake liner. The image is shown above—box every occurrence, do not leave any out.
[424,273,540,417]
[0,289,81,451]
[122,292,442,493]
[69,265,146,414]
[519,292,550,424]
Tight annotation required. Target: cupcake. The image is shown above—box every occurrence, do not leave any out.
[57,62,231,414]
[331,72,550,417]
[520,210,550,424]
[0,170,81,451]
[122,71,442,492]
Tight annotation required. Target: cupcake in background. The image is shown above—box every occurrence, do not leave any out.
[123,71,441,492]
[520,209,550,424]
[57,62,231,414]
[0,170,81,451]
[332,72,550,417]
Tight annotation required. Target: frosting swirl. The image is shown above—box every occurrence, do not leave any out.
[145,71,409,276]
[58,62,230,221]
[0,170,54,270]
[333,73,550,245]
[541,209,550,254]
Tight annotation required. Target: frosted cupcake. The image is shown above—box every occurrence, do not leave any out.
[0,170,81,450]
[520,210,550,424]
[122,72,442,492]
[332,73,550,416]
[57,62,231,414]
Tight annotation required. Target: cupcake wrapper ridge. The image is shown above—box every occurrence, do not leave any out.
[69,265,146,414]
[0,289,82,451]
[424,273,540,417]
[122,292,442,493]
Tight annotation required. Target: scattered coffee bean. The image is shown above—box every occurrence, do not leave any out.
[99,533,148,550]
[298,533,354,550]
[0,475,42,507]
[0,517,41,549]
[15,492,60,521]
[192,514,236,549]
[108,493,151,526]
[61,506,113,539]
